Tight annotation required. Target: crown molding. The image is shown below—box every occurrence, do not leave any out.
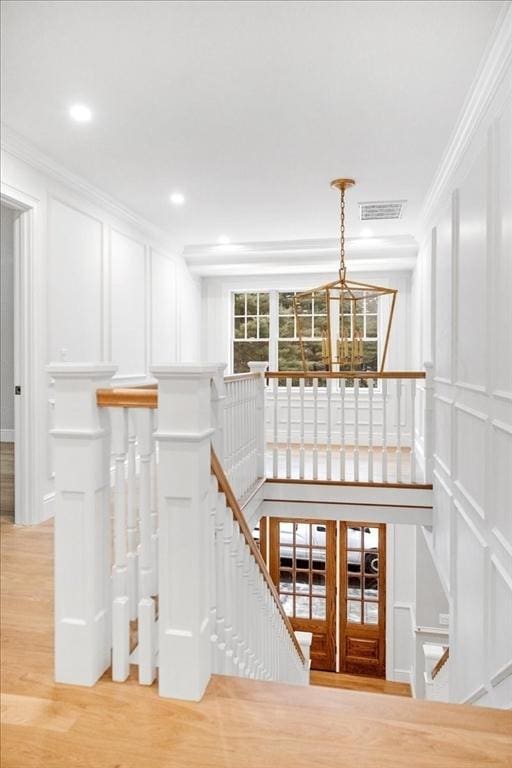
[183,234,417,276]
[420,1,512,231]
[1,123,183,253]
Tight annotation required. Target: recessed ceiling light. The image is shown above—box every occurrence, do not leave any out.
[217,235,231,245]
[360,228,373,238]
[69,104,92,122]
[170,192,185,205]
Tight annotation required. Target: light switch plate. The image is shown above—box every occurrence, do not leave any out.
[439,613,449,626]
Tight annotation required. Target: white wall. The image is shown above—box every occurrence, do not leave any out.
[387,524,416,687]
[0,204,18,441]
[1,140,201,522]
[411,35,512,707]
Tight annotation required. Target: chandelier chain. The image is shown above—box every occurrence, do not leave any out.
[340,187,345,274]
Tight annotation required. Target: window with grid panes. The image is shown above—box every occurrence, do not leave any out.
[232,292,270,373]
[230,289,380,377]
[340,293,379,379]
[278,291,328,379]
[278,521,327,620]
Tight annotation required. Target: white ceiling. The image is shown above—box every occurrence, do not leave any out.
[1,0,505,254]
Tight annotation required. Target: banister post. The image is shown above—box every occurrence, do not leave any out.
[248,361,268,478]
[210,363,227,465]
[151,364,218,701]
[424,361,434,483]
[48,362,117,686]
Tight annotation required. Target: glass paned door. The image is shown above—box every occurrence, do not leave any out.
[269,519,336,671]
[340,522,386,677]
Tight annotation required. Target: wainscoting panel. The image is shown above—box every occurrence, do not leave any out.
[110,229,147,377]
[48,198,103,362]
[456,145,487,390]
[151,249,177,365]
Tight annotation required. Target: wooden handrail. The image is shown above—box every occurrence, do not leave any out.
[224,372,261,383]
[266,371,426,380]
[431,647,449,679]
[210,448,305,665]
[96,388,158,409]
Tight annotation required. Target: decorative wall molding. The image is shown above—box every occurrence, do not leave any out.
[420,2,512,230]
[1,124,182,254]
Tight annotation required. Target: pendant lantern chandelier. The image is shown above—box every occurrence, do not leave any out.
[293,179,397,373]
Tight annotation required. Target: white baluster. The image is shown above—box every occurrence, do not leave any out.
[313,377,318,480]
[241,545,252,676]
[136,407,157,685]
[353,378,360,482]
[272,376,279,478]
[110,407,130,682]
[368,378,374,483]
[396,379,402,483]
[382,378,388,483]
[326,378,332,481]
[299,377,305,479]
[286,377,292,478]
[410,378,417,483]
[340,378,346,481]
[149,409,158,597]
[126,412,138,621]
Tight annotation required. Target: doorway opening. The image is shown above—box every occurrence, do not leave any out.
[0,203,20,520]
[260,517,386,678]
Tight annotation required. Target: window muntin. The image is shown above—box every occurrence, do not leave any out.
[231,289,380,376]
[232,292,270,374]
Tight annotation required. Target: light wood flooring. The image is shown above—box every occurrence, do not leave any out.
[310,670,411,697]
[2,516,512,767]
[0,442,14,518]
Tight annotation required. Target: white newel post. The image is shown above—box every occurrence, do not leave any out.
[424,361,434,483]
[248,361,268,478]
[49,363,117,686]
[151,365,217,701]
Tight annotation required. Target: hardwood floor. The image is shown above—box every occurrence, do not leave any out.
[0,442,14,518]
[1,516,512,768]
[310,670,411,697]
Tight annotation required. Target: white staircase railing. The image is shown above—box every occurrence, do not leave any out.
[222,362,266,502]
[48,362,307,702]
[264,368,433,484]
[210,449,308,684]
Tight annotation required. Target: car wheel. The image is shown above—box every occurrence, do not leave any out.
[365,551,378,574]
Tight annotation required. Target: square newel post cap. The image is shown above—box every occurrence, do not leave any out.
[47,363,118,433]
[150,364,219,380]
[248,361,269,374]
[47,362,118,380]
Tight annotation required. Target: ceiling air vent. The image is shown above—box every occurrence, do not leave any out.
[359,200,406,221]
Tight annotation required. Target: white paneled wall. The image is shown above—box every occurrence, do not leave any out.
[411,41,512,707]
[1,142,201,523]
[48,199,104,362]
[110,230,147,376]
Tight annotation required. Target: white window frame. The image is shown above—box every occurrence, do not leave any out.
[230,289,382,382]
